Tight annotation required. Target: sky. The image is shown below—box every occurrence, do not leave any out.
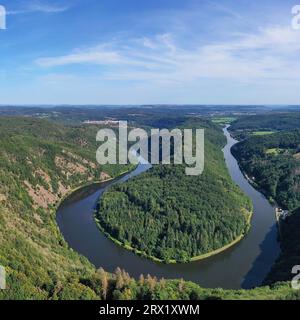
[1,0,300,105]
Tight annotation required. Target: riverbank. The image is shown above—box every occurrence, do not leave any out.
[240,169,287,238]
[230,147,284,238]
[54,167,136,249]
[94,206,252,264]
[239,169,277,205]
[56,166,136,209]
[191,209,253,261]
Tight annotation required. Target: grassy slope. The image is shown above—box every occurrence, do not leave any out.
[0,117,298,300]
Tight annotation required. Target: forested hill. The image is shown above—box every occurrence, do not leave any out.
[97,120,252,263]
[232,128,300,286]
[232,130,300,211]
[0,117,132,299]
[229,113,300,139]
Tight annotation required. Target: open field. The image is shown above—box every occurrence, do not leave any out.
[212,117,237,124]
[251,131,275,136]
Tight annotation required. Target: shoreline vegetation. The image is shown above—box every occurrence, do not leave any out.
[94,208,253,264]
[52,153,253,265]
[238,166,283,224]
[227,126,280,228]
[229,116,300,287]
[56,167,136,211]
[230,128,300,231]
[53,166,137,252]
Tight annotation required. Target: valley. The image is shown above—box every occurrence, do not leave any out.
[0,106,300,300]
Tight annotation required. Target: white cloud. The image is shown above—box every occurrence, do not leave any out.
[35,25,300,85]
[36,46,122,67]
[8,2,69,15]
[142,38,157,50]
[207,0,244,21]
[28,3,69,13]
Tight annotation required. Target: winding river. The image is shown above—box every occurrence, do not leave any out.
[56,127,280,289]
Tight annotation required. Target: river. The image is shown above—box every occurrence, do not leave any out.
[56,127,280,289]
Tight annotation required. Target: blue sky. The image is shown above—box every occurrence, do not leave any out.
[1,0,300,105]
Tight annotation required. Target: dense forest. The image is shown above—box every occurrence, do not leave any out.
[231,119,300,286]
[96,120,252,263]
[230,113,300,139]
[232,130,300,211]
[0,117,132,300]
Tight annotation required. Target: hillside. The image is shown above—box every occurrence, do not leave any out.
[230,113,300,139]
[264,207,300,285]
[231,128,300,286]
[96,120,252,263]
[232,130,300,211]
[0,117,133,299]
